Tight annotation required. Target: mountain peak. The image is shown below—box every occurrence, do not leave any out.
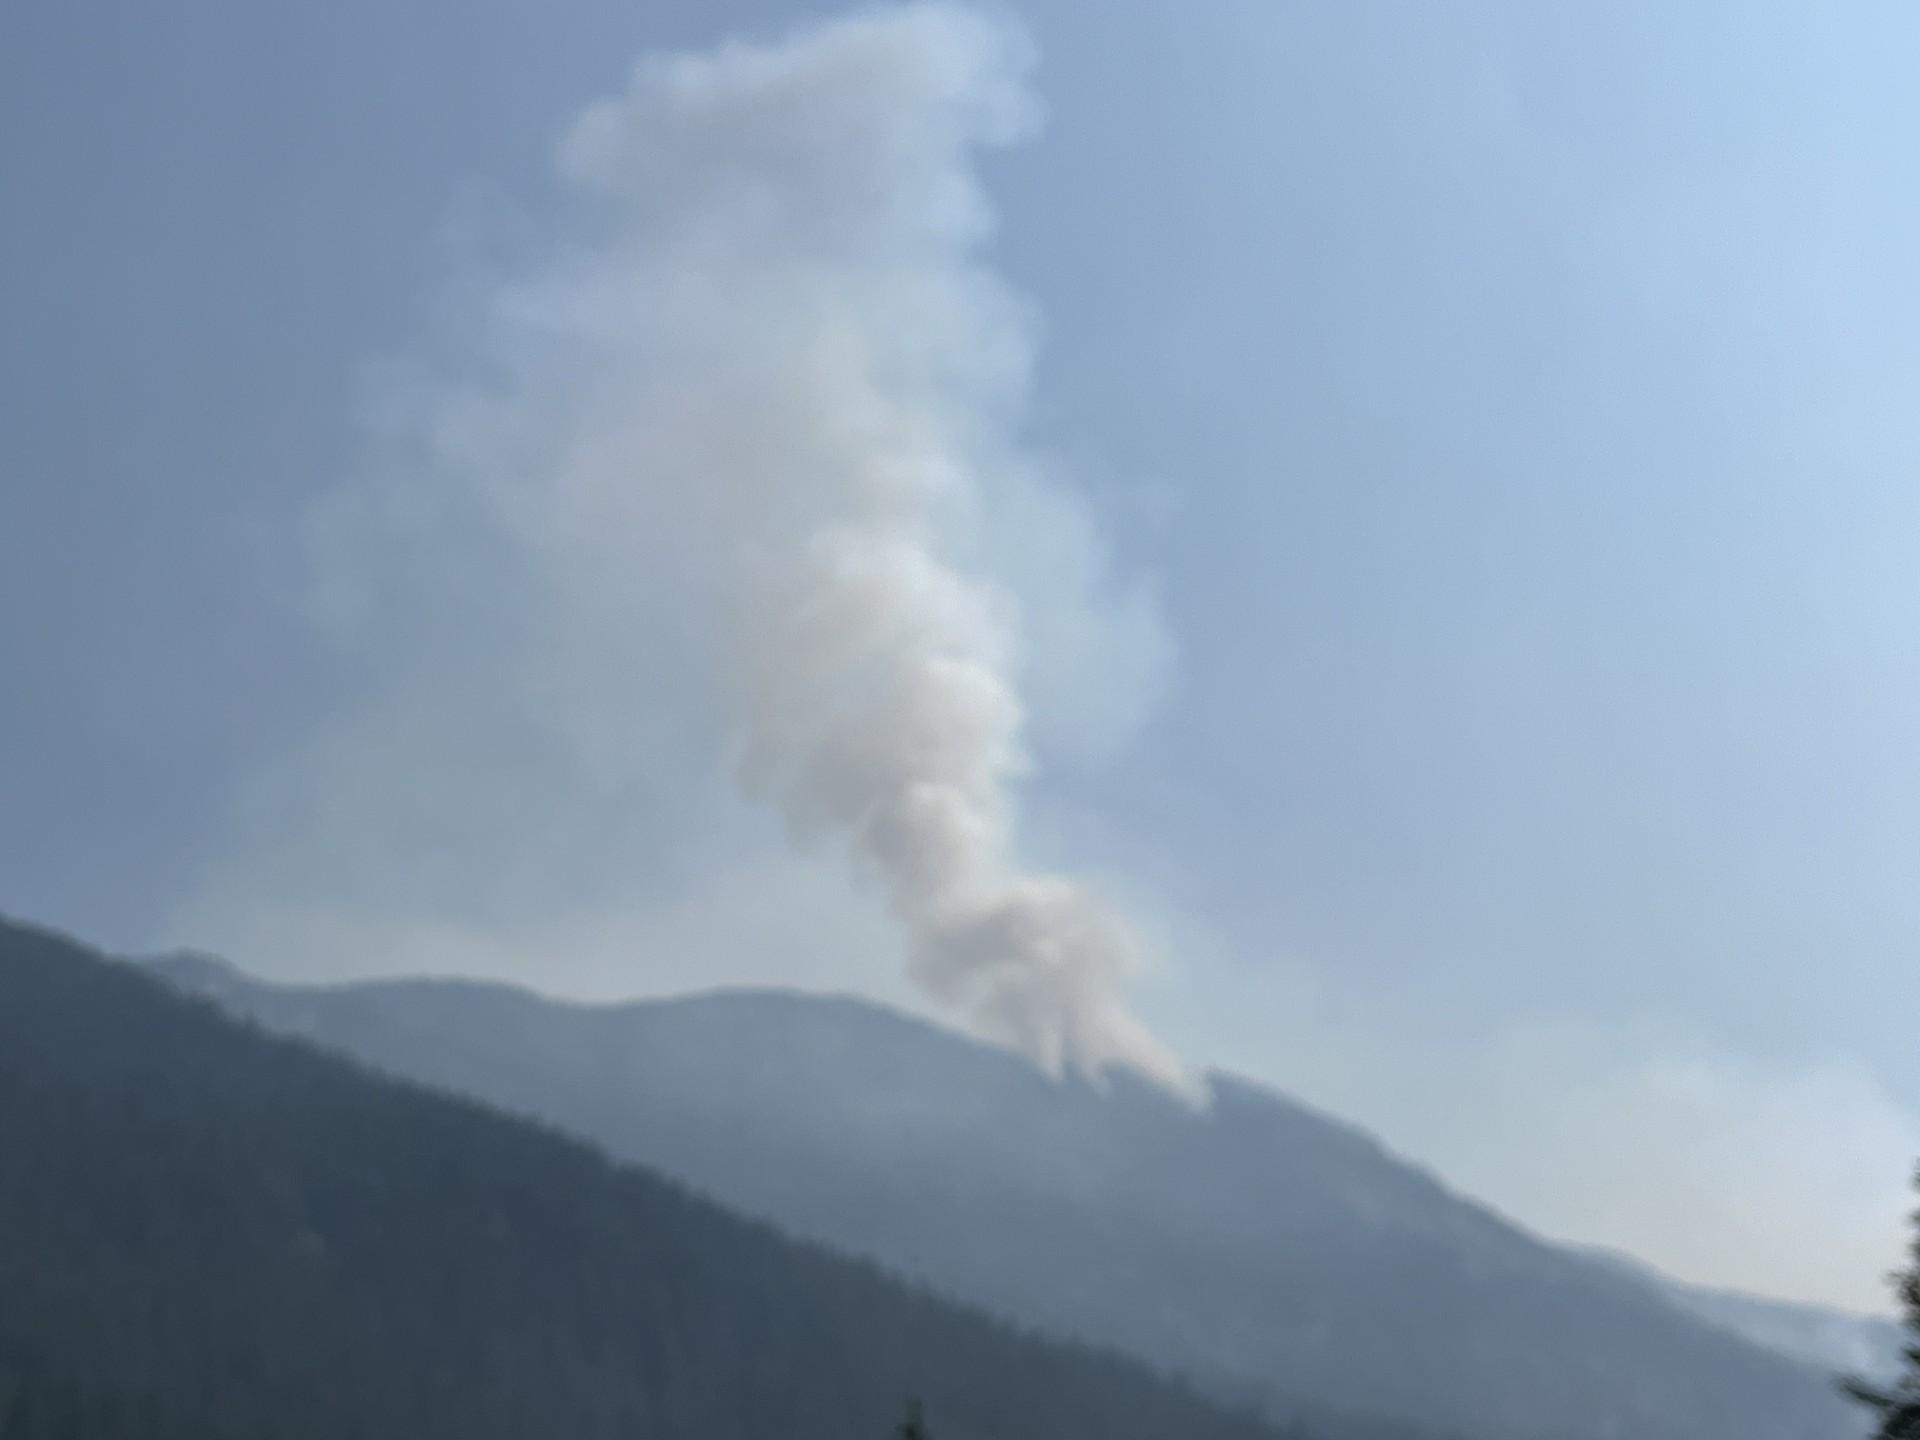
[149,951,1865,1440]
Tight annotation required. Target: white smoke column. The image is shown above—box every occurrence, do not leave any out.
[526,5,1192,1092]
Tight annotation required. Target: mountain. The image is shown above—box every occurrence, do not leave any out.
[0,914,1330,1440]
[152,954,1870,1440]
[1664,1285,1901,1383]
[1575,1247,1903,1383]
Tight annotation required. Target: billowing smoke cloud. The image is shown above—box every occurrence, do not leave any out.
[556,3,1183,1087]
[180,5,1189,1092]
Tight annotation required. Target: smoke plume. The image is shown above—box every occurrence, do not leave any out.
[187,5,1190,1093]
[560,5,1185,1089]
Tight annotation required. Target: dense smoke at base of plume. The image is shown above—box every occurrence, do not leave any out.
[210,5,1190,1093]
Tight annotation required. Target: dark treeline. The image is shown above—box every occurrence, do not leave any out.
[0,915,1365,1440]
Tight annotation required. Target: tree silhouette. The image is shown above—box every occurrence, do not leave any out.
[897,1399,930,1440]
[1843,1166,1920,1437]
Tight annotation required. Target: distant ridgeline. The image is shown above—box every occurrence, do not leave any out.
[0,914,1392,1440]
[148,949,1873,1440]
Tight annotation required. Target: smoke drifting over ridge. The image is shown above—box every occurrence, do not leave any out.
[184,5,1189,1091]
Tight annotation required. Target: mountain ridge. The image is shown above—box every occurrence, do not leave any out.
[0,913,1342,1440]
[1572,1245,1901,1381]
[149,951,1869,1440]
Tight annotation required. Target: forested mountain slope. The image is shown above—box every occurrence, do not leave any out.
[155,955,1868,1440]
[0,916,1325,1440]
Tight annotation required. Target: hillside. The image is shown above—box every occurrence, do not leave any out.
[0,915,1327,1440]
[1574,1248,1903,1382]
[153,954,1870,1440]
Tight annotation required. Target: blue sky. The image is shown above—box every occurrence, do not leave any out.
[6,0,1920,1309]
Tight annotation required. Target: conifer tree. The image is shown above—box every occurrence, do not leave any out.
[896,1399,929,1440]
[1844,1166,1920,1437]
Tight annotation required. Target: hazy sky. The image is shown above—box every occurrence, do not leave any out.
[7,0,1920,1312]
